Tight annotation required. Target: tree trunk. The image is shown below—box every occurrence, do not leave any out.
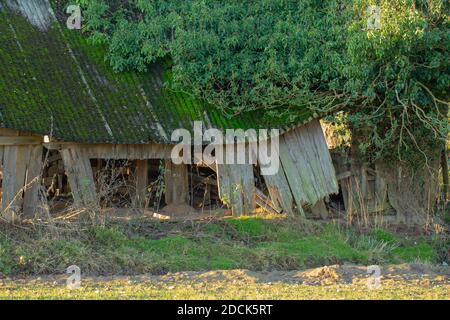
[441,146,449,203]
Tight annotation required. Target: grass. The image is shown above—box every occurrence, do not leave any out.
[0,215,447,277]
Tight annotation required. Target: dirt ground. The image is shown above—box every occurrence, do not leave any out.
[149,263,450,287]
[1,263,449,300]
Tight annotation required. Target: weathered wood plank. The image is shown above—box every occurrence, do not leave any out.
[216,162,255,216]
[0,136,42,145]
[284,129,320,205]
[0,145,4,167]
[300,122,328,198]
[0,128,25,136]
[1,146,28,222]
[23,145,43,217]
[46,143,173,160]
[61,146,97,208]
[374,162,390,212]
[278,136,309,208]
[259,139,296,215]
[134,159,149,208]
[277,121,338,212]
[254,188,281,214]
[216,163,231,207]
[228,165,245,216]
[164,160,189,205]
[307,120,339,194]
[240,164,255,214]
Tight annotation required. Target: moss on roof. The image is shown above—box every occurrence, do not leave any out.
[0,0,315,144]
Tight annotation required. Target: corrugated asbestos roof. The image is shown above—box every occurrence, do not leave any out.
[0,0,316,144]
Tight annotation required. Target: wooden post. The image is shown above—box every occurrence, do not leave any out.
[1,146,27,222]
[441,146,449,203]
[164,160,189,205]
[23,145,44,217]
[61,146,97,208]
[134,159,149,208]
[0,128,44,221]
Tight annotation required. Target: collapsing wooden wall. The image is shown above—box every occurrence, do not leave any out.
[0,120,338,220]
[0,129,43,222]
[332,150,440,224]
[216,120,338,216]
[49,120,337,217]
[48,142,185,211]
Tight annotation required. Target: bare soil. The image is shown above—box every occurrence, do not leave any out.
[1,263,448,299]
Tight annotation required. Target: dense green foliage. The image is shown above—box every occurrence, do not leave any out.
[78,0,449,165]
[344,0,449,164]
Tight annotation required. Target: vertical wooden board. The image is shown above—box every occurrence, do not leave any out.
[227,165,244,216]
[134,159,149,208]
[0,145,4,167]
[23,145,43,217]
[14,146,28,204]
[1,146,27,221]
[259,140,295,215]
[284,128,320,205]
[60,148,81,205]
[374,162,390,211]
[216,163,255,216]
[164,160,189,205]
[341,178,350,213]
[0,129,19,218]
[311,123,339,195]
[61,146,97,208]
[2,146,18,220]
[278,136,309,207]
[360,164,368,200]
[238,164,255,214]
[263,172,295,215]
[297,124,328,200]
[307,120,339,193]
[216,163,232,207]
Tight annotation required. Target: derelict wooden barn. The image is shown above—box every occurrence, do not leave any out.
[0,0,338,222]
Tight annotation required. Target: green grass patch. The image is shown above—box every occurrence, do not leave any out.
[227,217,267,238]
[371,228,398,245]
[0,217,444,277]
[392,242,437,263]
